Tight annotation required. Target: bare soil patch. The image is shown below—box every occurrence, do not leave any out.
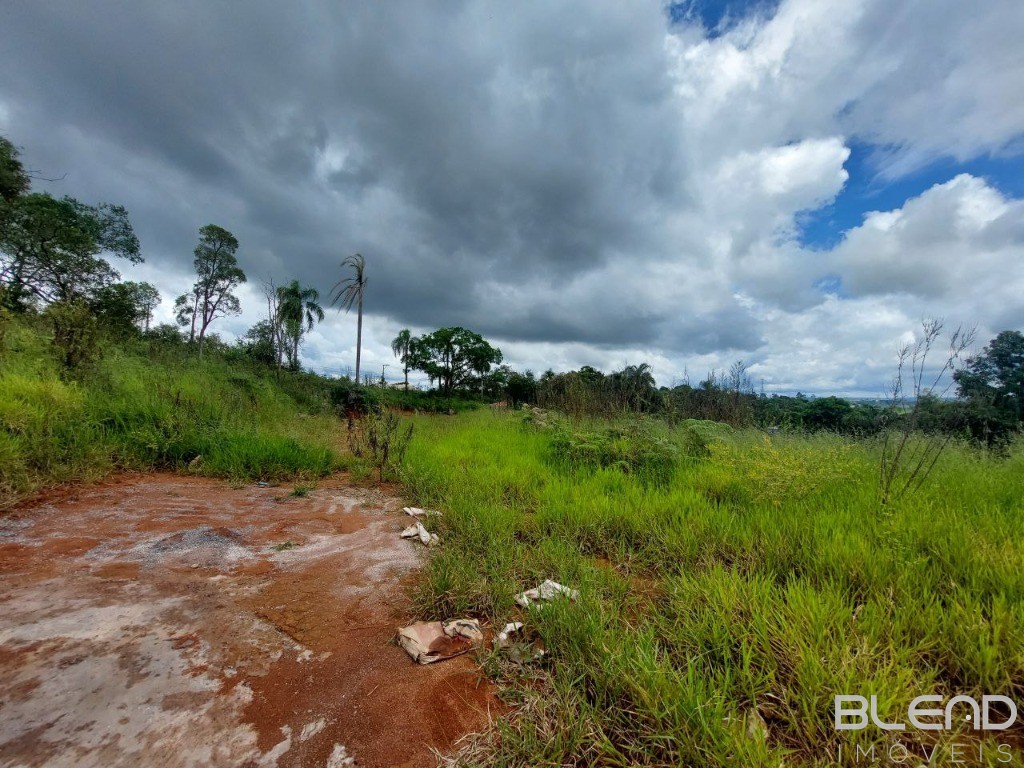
[0,473,499,767]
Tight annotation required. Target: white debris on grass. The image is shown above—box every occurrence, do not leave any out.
[402,506,442,518]
[494,622,523,649]
[514,579,579,608]
[400,521,438,546]
[396,618,483,665]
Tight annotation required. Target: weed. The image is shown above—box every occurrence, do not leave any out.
[347,408,414,481]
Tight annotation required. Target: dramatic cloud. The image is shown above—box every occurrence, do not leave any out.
[1,0,1022,393]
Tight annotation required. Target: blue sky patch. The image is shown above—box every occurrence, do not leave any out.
[798,141,1024,250]
[667,0,781,37]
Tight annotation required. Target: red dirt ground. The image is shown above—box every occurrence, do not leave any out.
[0,474,500,767]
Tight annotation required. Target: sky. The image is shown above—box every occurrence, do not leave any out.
[1,0,1022,396]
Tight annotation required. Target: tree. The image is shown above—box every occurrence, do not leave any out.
[276,279,324,370]
[174,291,200,342]
[0,137,30,203]
[506,370,537,407]
[801,396,853,431]
[178,224,245,355]
[408,326,502,396]
[330,253,367,384]
[134,282,160,331]
[90,280,160,336]
[390,329,415,391]
[954,330,1024,443]
[1,193,141,310]
[609,363,658,412]
[237,319,278,366]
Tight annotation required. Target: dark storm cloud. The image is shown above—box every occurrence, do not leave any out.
[0,1,722,351]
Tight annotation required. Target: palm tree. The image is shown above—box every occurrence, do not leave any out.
[390,329,415,391]
[612,363,657,411]
[277,280,325,370]
[330,253,367,384]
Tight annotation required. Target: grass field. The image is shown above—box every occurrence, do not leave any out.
[402,409,1024,766]
[5,315,1023,765]
[0,319,344,507]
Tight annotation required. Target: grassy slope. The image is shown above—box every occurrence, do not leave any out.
[0,320,346,507]
[402,410,1024,767]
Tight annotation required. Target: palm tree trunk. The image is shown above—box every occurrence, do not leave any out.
[354,292,363,385]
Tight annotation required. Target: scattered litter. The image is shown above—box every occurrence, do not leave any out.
[493,621,545,662]
[514,579,579,608]
[396,618,483,665]
[187,455,203,470]
[746,708,769,741]
[403,506,442,517]
[400,521,439,546]
[326,744,355,768]
[257,481,269,487]
[494,622,523,649]
[299,718,327,742]
[509,639,546,664]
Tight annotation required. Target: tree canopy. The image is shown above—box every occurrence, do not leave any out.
[954,330,1024,442]
[0,137,30,202]
[1,193,141,310]
[390,329,415,391]
[175,224,245,353]
[408,326,502,396]
[276,279,324,370]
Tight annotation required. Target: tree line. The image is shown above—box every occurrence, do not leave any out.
[2,134,1020,445]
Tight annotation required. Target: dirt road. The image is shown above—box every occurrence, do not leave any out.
[0,474,497,768]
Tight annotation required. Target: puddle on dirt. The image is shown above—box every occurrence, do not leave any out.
[0,473,500,767]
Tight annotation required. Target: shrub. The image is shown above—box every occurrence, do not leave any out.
[548,420,678,484]
[46,300,100,373]
[347,409,414,480]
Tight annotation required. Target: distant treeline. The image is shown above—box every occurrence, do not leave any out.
[496,346,1023,447]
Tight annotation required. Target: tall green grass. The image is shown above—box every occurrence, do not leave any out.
[0,319,344,506]
[402,410,1024,766]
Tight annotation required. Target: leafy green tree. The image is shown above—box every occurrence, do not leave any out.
[330,253,367,384]
[134,282,160,331]
[801,396,853,431]
[409,326,503,396]
[390,329,415,391]
[506,370,537,407]
[0,137,30,202]
[90,280,160,337]
[176,224,245,355]
[609,363,659,412]
[238,319,278,366]
[145,323,185,345]
[1,193,141,310]
[174,291,200,342]
[275,279,324,370]
[954,330,1024,443]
